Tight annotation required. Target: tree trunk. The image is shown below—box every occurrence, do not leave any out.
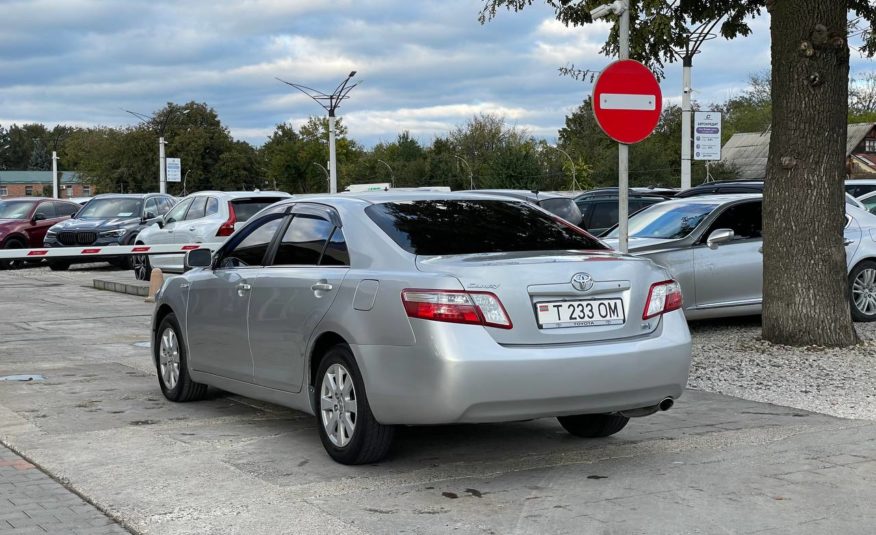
[762,0,857,346]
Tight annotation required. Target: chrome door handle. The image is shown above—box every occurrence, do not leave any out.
[311,282,333,292]
[188,227,196,232]
[180,283,190,289]
[237,283,252,297]
[845,239,854,246]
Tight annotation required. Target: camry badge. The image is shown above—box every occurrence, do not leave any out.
[571,273,594,292]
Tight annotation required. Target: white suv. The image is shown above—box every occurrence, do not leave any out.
[132,190,290,280]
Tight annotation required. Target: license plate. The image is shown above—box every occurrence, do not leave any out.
[535,298,625,329]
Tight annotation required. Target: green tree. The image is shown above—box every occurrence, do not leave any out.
[481,0,876,347]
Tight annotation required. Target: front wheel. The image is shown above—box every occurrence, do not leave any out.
[155,313,208,402]
[557,413,629,438]
[0,239,25,269]
[315,344,394,465]
[850,260,876,322]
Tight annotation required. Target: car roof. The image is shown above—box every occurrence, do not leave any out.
[183,190,292,199]
[269,191,541,210]
[458,189,570,200]
[652,193,762,207]
[90,193,166,199]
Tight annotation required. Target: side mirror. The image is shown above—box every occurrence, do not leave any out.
[143,211,157,221]
[155,217,165,229]
[32,213,46,223]
[706,228,735,250]
[184,248,213,271]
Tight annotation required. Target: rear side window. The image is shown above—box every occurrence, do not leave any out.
[186,197,208,220]
[206,197,219,216]
[365,200,606,256]
[232,198,285,222]
[538,198,582,225]
[272,216,334,266]
[159,197,175,214]
[322,228,349,266]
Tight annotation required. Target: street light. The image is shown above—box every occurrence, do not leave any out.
[591,0,630,253]
[454,155,473,189]
[277,71,359,194]
[376,159,394,187]
[546,145,578,192]
[312,162,330,191]
[124,107,190,194]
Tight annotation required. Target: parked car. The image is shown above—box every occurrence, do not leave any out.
[575,187,677,200]
[674,180,764,198]
[602,194,876,322]
[153,193,693,464]
[460,189,583,225]
[0,198,81,268]
[857,189,876,215]
[44,193,176,270]
[846,179,876,199]
[132,191,291,280]
[574,191,668,236]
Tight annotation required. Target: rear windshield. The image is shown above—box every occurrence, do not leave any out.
[365,200,606,255]
[232,198,285,222]
[77,198,142,219]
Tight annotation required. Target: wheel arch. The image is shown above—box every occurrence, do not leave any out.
[1,233,28,247]
[152,304,176,366]
[308,331,350,390]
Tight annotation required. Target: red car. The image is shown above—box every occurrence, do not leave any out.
[0,198,81,268]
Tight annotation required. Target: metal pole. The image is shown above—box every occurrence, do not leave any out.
[552,147,577,191]
[681,56,693,190]
[51,151,59,199]
[617,0,630,254]
[377,159,394,187]
[328,113,338,194]
[159,137,167,194]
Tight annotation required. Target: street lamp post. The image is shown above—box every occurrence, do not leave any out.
[312,162,331,191]
[124,108,190,194]
[376,159,394,187]
[454,155,473,189]
[548,145,578,191]
[277,72,359,194]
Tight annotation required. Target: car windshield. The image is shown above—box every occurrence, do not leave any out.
[0,201,36,219]
[77,198,142,219]
[365,199,606,255]
[605,201,720,240]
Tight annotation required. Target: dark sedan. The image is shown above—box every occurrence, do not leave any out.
[0,198,81,268]
[44,193,175,270]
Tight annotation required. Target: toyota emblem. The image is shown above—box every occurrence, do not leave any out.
[571,273,593,292]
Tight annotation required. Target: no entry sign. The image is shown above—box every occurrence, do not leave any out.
[592,60,662,144]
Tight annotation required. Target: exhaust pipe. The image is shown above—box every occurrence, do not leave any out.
[620,397,674,418]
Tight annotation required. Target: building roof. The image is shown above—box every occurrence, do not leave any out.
[720,123,876,180]
[0,171,84,185]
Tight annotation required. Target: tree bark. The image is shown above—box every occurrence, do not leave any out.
[763,0,857,346]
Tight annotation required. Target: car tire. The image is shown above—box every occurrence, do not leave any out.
[557,413,630,438]
[315,344,394,465]
[0,238,25,270]
[849,260,876,322]
[132,246,151,281]
[48,261,70,271]
[155,313,208,402]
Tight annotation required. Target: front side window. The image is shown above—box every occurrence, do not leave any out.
[164,198,192,224]
[365,200,605,255]
[34,202,55,219]
[144,198,159,217]
[272,216,334,266]
[54,202,79,217]
[704,201,762,241]
[206,197,219,216]
[221,216,284,268]
[186,197,208,220]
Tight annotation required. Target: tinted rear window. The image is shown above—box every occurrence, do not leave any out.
[231,198,285,222]
[365,200,606,256]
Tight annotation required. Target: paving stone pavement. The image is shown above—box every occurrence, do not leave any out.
[0,444,129,535]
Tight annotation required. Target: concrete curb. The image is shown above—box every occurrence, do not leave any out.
[93,278,149,297]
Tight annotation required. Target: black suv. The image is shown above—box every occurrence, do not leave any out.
[574,190,668,236]
[44,193,176,270]
[674,180,764,198]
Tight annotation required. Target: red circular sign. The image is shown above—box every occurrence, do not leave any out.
[592,60,662,144]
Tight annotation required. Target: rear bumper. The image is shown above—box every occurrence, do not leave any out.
[353,310,692,425]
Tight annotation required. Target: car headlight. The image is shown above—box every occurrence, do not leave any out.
[100,229,128,237]
[45,230,57,237]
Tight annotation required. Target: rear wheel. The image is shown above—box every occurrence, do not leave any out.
[0,239,25,270]
[850,260,876,322]
[316,344,394,465]
[557,413,630,438]
[155,313,208,402]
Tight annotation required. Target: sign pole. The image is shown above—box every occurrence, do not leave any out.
[681,58,693,190]
[618,0,630,254]
[159,137,167,194]
[51,151,59,199]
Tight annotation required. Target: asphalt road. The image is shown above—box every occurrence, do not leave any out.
[1,267,875,534]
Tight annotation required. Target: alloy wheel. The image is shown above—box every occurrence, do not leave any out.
[852,268,876,316]
[132,254,149,281]
[320,363,358,447]
[159,327,180,390]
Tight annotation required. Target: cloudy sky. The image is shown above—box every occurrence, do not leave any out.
[0,0,873,147]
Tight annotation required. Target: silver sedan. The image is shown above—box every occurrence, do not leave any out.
[152,193,692,464]
[603,194,876,321]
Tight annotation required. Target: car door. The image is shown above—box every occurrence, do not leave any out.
[692,200,763,309]
[25,201,57,246]
[176,196,208,245]
[248,206,349,393]
[185,209,287,382]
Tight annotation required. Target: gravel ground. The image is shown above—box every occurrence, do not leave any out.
[689,316,876,421]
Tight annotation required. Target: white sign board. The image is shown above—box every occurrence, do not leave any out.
[166,158,182,182]
[694,112,722,161]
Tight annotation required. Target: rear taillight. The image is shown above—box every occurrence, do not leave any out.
[401,290,513,329]
[216,202,237,237]
[643,280,683,320]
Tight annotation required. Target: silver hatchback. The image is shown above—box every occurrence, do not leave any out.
[152,193,692,464]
